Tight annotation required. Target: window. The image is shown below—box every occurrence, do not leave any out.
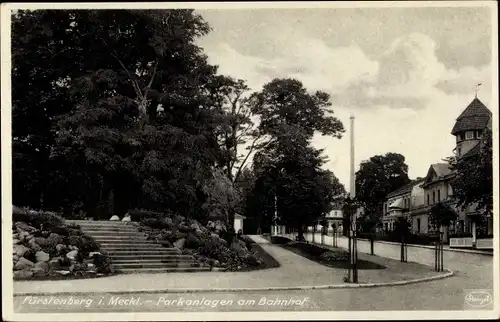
[465,131,474,140]
[477,131,482,138]
[457,147,461,156]
[437,189,441,202]
[432,191,436,204]
[417,218,421,233]
[427,194,430,205]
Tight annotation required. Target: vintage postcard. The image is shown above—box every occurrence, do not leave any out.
[1,1,498,321]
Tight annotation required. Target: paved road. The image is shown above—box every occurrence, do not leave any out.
[12,236,494,313]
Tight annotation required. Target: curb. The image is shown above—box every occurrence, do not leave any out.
[14,269,454,296]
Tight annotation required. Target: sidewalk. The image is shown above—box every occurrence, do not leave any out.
[13,239,450,295]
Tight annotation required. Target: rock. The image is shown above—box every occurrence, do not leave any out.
[32,261,50,277]
[89,252,101,258]
[14,244,31,257]
[35,251,50,262]
[34,237,48,247]
[190,222,200,231]
[15,222,35,232]
[26,234,34,241]
[214,260,220,267]
[48,257,62,270]
[109,215,120,221]
[66,250,78,260]
[56,244,67,254]
[19,231,30,241]
[13,268,33,279]
[27,239,42,252]
[13,238,21,245]
[121,215,131,222]
[194,229,203,236]
[87,263,96,272]
[41,231,51,238]
[14,257,35,270]
[173,238,186,249]
[13,254,20,262]
[70,262,87,272]
[54,270,71,276]
[12,233,19,239]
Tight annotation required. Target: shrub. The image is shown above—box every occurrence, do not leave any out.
[13,206,63,229]
[185,234,202,249]
[320,251,349,261]
[140,217,174,230]
[128,209,170,222]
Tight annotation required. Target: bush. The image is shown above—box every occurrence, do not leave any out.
[320,250,349,261]
[185,234,202,249]
[270,236,293,244]
[129,209,170,222]
[13,206,63,229]
[140,217,174,230]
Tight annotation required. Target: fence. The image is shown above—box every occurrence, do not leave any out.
[280,232,492,269]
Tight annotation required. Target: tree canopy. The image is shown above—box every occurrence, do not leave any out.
[448,128,493,216]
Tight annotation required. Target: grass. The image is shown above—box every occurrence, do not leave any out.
[278,241,386,270]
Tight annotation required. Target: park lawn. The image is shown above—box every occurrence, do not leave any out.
[278,241,386,270]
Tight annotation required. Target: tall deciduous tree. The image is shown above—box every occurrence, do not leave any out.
[11,9,231,220]
[355,153,411,220]
[245,78,345,237]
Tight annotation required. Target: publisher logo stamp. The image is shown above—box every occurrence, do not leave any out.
[464,289,493,309]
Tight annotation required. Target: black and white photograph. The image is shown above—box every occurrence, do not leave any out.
[1,1,498,320]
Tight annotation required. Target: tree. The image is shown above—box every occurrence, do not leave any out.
[242,78,345,237]
[11,10,233,220]
[429,202,458,241]
[355,153,411,220]
[448,128,493,216]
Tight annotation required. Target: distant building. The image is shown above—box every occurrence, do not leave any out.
[382,97,493,246]
[381,178,425,232]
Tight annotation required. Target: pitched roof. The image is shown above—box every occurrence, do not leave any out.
[386,178,425,198]
[432,163,453,177]
[451,98,492,135]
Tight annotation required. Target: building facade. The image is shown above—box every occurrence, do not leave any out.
[382,97,493,247]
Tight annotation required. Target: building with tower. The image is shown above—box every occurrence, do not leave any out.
[382,96,493,249]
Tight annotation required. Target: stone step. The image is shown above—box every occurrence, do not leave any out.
[101,246,180,252]
[114,267,212,273]
[98,240,161,245]
[112,258,198,265]
[110,254,194,260]
[113,262,206,269]
[88,234,150,242]
[81,227,141,233]
[105,250,184,257]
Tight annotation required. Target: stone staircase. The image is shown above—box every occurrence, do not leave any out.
[67,220,211,273]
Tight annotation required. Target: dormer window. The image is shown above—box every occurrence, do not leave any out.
[457,133,463,142]
[476,130,482,138]
[465,131,474,140]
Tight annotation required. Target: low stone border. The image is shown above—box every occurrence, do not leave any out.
[14,269,453,296]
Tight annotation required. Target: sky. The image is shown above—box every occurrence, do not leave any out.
[194,5,494,189]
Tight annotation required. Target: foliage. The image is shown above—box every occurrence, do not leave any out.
[447,128,493,216]
[355,153,411,217]
[243,78,345,236]
[12,206,64,229]
[429,202,458,229]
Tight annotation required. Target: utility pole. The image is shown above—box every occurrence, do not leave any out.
[348,115,358,283]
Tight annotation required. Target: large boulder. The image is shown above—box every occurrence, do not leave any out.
[27,239,42,252]
[32,261,50,277]
[109,215,120,221]
[35,251,50,262]
[54,270,71,276]
[14,257,35,270]
[15,222,36,232]
[173,238,186,249]
[66,250,78,260]
[13,268,33,279]
[121,215,131,222]
[14,244,31,257]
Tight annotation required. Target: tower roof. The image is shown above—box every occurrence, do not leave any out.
[451,98,491,135]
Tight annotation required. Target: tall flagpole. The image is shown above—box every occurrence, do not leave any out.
[350,116,355,198]
[349,115,358,283]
